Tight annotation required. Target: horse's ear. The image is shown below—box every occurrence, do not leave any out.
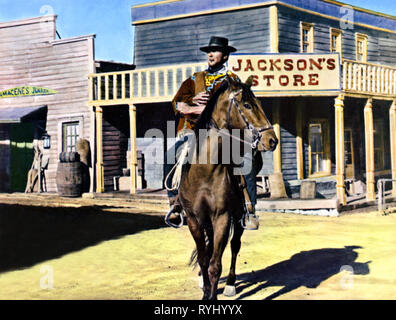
[245,75,254,89]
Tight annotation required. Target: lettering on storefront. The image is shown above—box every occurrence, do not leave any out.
[0,86,57,98]
[229,53,341,94]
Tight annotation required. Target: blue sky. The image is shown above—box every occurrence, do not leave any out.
[1,0,396,64]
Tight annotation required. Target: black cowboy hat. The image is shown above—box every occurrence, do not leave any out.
[199,36,237,53]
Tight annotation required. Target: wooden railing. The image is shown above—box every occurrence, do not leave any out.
[88,62,207,105]
[88,60,396,106]
[343,59,396,97]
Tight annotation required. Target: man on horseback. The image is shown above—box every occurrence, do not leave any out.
[165,36,263,230]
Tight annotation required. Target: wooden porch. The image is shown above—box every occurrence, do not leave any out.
[87,59,396,208]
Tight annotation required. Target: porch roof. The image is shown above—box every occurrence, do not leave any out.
[0,105,47,124]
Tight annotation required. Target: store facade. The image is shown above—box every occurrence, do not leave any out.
[89,0,396,207]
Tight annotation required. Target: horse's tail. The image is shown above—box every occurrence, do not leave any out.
[188,248,199,269]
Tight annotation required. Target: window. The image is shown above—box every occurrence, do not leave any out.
[330,28,342,57]
[301,22,314,53]
[62,121,80,152]
[308,120,331,176]
[355,33,368,62]
[374,120,385,170]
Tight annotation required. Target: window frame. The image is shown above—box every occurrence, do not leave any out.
[301,22,315,53]
[308,119,331,177]
[355,33,368,62]
[56,115,84,155]
[62,121,80,153]
[330,28,343,59]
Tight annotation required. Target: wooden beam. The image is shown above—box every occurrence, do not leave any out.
[364,98,376,201]
[272,100,281,174]
[129,104,138,195]
[335,94,346,205]
[296,99,304,180]
[390,100,396,196]
[95,106,104,193]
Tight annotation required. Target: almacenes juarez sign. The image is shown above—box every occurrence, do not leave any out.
[0,86,57,98]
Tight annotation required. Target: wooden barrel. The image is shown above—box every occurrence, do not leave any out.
[59,151,80,163]
[56,161,83,197]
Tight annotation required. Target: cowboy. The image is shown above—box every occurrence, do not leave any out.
[164,36,263,229]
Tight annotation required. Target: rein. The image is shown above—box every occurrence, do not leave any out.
[209,95,273,150]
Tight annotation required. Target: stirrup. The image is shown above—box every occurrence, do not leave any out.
[165,208,185,229]
[240,213,259,230]
[240,202,259,230]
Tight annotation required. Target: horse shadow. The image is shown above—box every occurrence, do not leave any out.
[221,246,370,300]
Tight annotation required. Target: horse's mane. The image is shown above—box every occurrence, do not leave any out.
[194,80,230,132]
[194,79,256,133]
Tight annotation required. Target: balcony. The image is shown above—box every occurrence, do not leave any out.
[88,62,207,106]
[343,60,396,98]
[88,60,396,106]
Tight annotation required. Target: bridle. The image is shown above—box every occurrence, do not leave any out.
[209,90,273,150]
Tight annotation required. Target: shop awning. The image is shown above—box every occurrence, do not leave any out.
[0,105,47,123]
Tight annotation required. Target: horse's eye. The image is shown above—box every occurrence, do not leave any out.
[243,103,252,110]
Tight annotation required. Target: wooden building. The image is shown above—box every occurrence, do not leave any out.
[0,15,134,193]
[88,0,396,208]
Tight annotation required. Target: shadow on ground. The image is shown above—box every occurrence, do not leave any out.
[0,203,166,273]
[222,246,370,300]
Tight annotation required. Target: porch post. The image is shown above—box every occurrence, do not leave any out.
[272,100,282,173]
[335,94,346,205]
[95,106,104,193]
[129,104,137,195]
[296,99,304,180]
[364,98,376,201]
[269,5,279,54]
[389,100,396,196]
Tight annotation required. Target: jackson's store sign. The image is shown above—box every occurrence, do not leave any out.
[0,86,57,98]
[228,53,341,95]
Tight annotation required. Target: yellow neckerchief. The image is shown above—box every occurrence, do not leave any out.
[205,73,226,87]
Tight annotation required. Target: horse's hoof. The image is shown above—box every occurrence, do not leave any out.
[198,275,204,289]
[223,285,236,297]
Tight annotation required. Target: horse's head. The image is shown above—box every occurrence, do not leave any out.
[208,76,278,152]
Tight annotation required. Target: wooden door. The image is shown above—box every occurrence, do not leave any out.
[344,128,355,179]
[10,123,34,192]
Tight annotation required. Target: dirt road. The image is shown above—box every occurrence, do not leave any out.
[0,199,395,300]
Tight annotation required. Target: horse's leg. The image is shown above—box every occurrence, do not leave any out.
[208,214,230,300]
[198,225,213,289]
[224,219,244,297]
[186,216,211,300]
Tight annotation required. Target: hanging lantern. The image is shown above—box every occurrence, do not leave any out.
[42,132,51,149]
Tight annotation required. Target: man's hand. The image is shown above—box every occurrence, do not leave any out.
[176,102,205,116]
[192,91,210,107]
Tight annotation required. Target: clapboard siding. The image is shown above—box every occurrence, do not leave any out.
[281,128,297,181]
[0,16,95,193]
[134,7,270,67]
[278,5,396,66]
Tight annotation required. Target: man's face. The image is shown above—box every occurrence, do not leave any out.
[207,50,228,69]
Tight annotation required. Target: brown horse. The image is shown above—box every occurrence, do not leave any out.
[178,75,278,300]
